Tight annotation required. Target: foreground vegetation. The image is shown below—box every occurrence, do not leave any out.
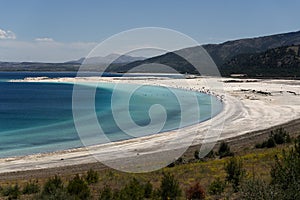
[0,128,299,200]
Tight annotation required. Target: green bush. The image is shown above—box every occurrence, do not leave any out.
[42,175,64,196]
[99,185,113,200]
[241,178,274,200]
[255,143,262,148]
[241,137,300,200]
[39,175,75,199]
[255,128,291,149]
[38,189,72,200]
[85,169,99,184]
[270,136,300,199]
[143,181,153,198]
[112,189,122,200]
[159,173,181,200]
[1,184,21,199]
[224,156,245,192]
[208,177,225,195]
[67,174,90,200]
[121,178,144,200]
[98,179,153,200]
[194,150,200,160]
[218,141,234,158]
[266,137,276,148]
[272,128,291,144]
[22,181,40,194]
[150,188,161,200]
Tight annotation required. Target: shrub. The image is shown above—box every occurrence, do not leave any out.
[1,184,21,199]
[151,188,161,200]
[241,136,300,200]
[240,178,274,200]
[205,150,215,159]
[266,137,276,148]
[39,175,75,199]
[208,177,225,195]
[255,128,291,149]
[272,128,291,144]
[194,150,200,160]
[99,185,113,200]
[67,174,90,200]
[143,181,153,198]
[270,136,300,199]
[295,135,300,154]
[22,181,40,194]
[112,190,123,200]
[255,137,275,149]
[42,175,64,196]
[98,179,153,200]
[224,156,245,192]
[120,178,144,200]
[186,182,205,200]
[177,157,183,164]
[218,141,234,158]
[85,169,99,184]
[160,173,181,200]
[39,189,72,200]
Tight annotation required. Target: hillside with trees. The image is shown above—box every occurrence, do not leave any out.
[220,44,300,77]
[117,30,300,78]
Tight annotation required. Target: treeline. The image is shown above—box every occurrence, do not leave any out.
[0,169,99,200]
[0,170,186,199]
[221,44,300,77]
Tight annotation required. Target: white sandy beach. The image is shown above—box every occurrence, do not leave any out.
[1,76,300,173]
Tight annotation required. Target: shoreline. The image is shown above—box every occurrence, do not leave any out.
[1,117,300,182]
[1,76,300,174]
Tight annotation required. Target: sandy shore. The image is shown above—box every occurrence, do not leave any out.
[2,76,300,173]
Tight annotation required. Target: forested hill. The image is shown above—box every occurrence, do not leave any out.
[203,30,300,66]
[118,30,300,77]
[220,45,300,77]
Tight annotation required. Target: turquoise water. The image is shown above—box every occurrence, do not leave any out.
[0,75,222,158]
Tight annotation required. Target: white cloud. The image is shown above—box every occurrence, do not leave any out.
[0,28,16,40]
[35,37,54,42]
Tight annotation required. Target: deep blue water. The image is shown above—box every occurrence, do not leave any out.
[0,72,222,158]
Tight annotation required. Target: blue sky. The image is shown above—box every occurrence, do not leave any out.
[0,0,299,62]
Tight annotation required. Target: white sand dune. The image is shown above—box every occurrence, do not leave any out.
[2,77,300,173]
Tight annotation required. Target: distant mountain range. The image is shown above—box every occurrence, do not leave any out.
[66,54,145,65]
[1,30,300,77]
[118,30,300,77]
[0,54,145,72]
